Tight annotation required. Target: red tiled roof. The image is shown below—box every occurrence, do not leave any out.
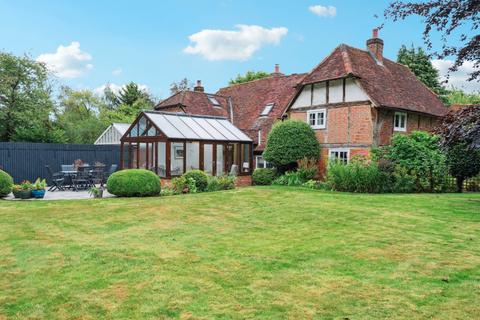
[154,91,230,118]
[300,44,447,116]
[217,73,307,151]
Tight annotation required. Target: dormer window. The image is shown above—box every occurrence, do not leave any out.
[207,95,220,106]
[260,103,274,116]
[394,112,407,132]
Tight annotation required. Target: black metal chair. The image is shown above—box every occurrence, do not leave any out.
[102,164,118,185]
[46,165,65,191]
[72,170,91,191]
[90,166,105,186]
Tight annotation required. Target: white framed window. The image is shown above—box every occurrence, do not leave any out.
[394,112,407,132]
[329,148,349,165]
[306,108,326,129]
[255,155,274,169]
[207,95,220,106]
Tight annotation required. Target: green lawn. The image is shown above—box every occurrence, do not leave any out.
[0,187,479,319]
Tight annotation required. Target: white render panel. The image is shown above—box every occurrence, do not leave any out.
[345,78,369,102]
[329,79,343,103]
[291,84,312,109]
[312,82,327,105]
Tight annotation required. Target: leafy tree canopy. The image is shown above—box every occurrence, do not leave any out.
[384,0,480,82]
[445,87,480,105]
[170,78,193,95]
[0,52,59,142]
[229,71,270,85]
[397,45,446,96]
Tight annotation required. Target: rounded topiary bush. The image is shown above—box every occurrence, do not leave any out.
[252,168,277,185]
[0,170,14,197]
[263,120,320,170]
[107,169,161,197]
[182,170,209,192]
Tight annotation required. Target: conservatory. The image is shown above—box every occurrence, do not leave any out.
[120,111,253,178]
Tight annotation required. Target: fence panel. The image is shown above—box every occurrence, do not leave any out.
[0,142,120,183]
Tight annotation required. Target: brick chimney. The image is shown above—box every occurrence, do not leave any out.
[367,28,384,63]
[271,63,283,76]
[194,80,204,92]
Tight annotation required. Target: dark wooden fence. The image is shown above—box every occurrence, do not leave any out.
[0,142,120,183]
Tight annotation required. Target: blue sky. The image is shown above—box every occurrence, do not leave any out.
[1,0,476,98]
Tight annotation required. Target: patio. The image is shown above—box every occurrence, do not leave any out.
[4,189,114,201]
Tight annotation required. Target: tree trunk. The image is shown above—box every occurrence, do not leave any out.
[456,177,464,193]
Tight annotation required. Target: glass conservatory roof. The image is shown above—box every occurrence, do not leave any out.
[143,111,252,142]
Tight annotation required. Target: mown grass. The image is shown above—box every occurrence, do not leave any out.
[0,187,479,319]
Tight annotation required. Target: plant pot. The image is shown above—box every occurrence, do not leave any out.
[12,190,22,199]
[18,190,32,199]
[94,189,103,198]
[31,189,46,199]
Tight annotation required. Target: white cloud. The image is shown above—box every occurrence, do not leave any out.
[112,67,122,76]
[183,24,288,61]
[309,5,337,17]
[432,59,479,93]
[36,41,93,78]
[94,83,149,95]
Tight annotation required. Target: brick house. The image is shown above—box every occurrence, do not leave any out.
[155,30,446,174]
[286,29,446,174]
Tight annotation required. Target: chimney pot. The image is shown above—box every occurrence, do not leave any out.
[274,64,280,73]
[194,80,204,92]
[372,28,379,38]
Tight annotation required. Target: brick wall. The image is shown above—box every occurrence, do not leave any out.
[289,103,373,145]
[375,109,440,146]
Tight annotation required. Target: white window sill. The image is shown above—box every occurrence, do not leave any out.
[394,128,407,132]
[310,126,326,130]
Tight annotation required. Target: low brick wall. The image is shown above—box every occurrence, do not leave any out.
[235,175,252,187]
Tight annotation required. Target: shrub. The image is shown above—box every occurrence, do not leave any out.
[297,157,318,181]
[263,120,320,171]
[161,186,178,196]
[206,175,236,192]
[273,171,304,186]
[326,158,391,193]
[252,168,277,185]
[183,170,208,192]
[172,176,197,194]
[376,131,447,192]
[107,169,161,197]
[445,142,480,192]
[391,166,416,193]
[0,170,13,197]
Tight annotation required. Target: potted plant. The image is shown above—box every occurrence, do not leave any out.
[31,178,47,199]
[12,184,22,199]
[89,186,104,198]
[18,180,32,199]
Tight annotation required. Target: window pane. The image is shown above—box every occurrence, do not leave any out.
[309,113,316,126]
[256,156,265,168]
[158,142,166,177]
[395,115,400,127]
[227,143,240,175]
[186,142,200,171]
[216,144,224,176]
[204,144,213,174]
[318,112,324,125]
[171,142,184,176]
[139,143,147,169]
[122,143,130,168]
[148,143,155,171]
[131,143,138,168]
[241,144,251,173]
[138,116,147,136]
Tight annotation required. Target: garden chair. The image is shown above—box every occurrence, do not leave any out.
[45,165,65,191]
[72,170,91,191]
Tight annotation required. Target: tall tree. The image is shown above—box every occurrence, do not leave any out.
[435,106,480,192]
[170,78,193,95]
[56,87,107,144]
[384,0,480,82]
[397,45,446,96]
[0,52,59,142]
[101,82,155,124]
[229,71,270,85]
